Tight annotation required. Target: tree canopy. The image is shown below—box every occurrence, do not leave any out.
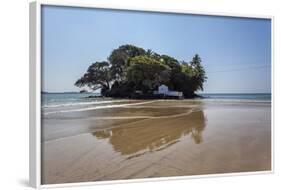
[75,44,207,98]
[108,45,146,81]
[75,61,111,95]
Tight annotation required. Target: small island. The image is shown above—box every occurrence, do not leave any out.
[75,44,206,99]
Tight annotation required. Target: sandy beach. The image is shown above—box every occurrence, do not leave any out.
[41,99,271,184]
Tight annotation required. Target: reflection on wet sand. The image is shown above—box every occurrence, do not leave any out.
[92,110,206,158]
[41,100,271,184]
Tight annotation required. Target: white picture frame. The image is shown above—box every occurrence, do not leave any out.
[29,0,274,188]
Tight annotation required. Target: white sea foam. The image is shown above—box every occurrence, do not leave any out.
[42,100,132,108]
[43,100,160,115]
[43,98,270,116]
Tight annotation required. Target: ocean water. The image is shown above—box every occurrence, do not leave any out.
[41,93,134,115]
[198,93,271,101]
[42,93,271,110]
[42,93,101,107]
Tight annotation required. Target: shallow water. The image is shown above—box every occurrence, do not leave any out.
[41,100,271,184]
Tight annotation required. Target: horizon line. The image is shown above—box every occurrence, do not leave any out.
[42,91,271,94]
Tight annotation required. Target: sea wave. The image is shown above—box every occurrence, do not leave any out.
[43,98,271,115]
[43,100,160,115]
[42,100,132,108]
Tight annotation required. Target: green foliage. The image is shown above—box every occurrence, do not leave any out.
[75,45,207,98]
[160,55,181,72]
[126,56,170,93]
[75,61,111,95]
[108,44,146,80]
[109,81,136,97]
[189,54,207,92]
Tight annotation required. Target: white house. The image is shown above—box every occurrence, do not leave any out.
[158,84,168,94]
[153,84,183,98]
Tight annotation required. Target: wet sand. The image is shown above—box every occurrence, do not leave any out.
[41,100,271,184]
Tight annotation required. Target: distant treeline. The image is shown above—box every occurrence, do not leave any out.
[75,44,207,98]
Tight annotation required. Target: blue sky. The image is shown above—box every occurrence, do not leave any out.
[42,5,271,93]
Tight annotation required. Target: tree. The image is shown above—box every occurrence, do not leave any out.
[160,55,181,72]
[108,44,146,80]
[75,45,207,98]
[126,55,170,93]
[109,81,135,98]
[75,61,111,96]
[170,54,206,97]
[189,54,207,92]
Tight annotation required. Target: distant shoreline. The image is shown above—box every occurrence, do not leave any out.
[41,93,271,107]
[42,92,271,100]
[42,92,271,95]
